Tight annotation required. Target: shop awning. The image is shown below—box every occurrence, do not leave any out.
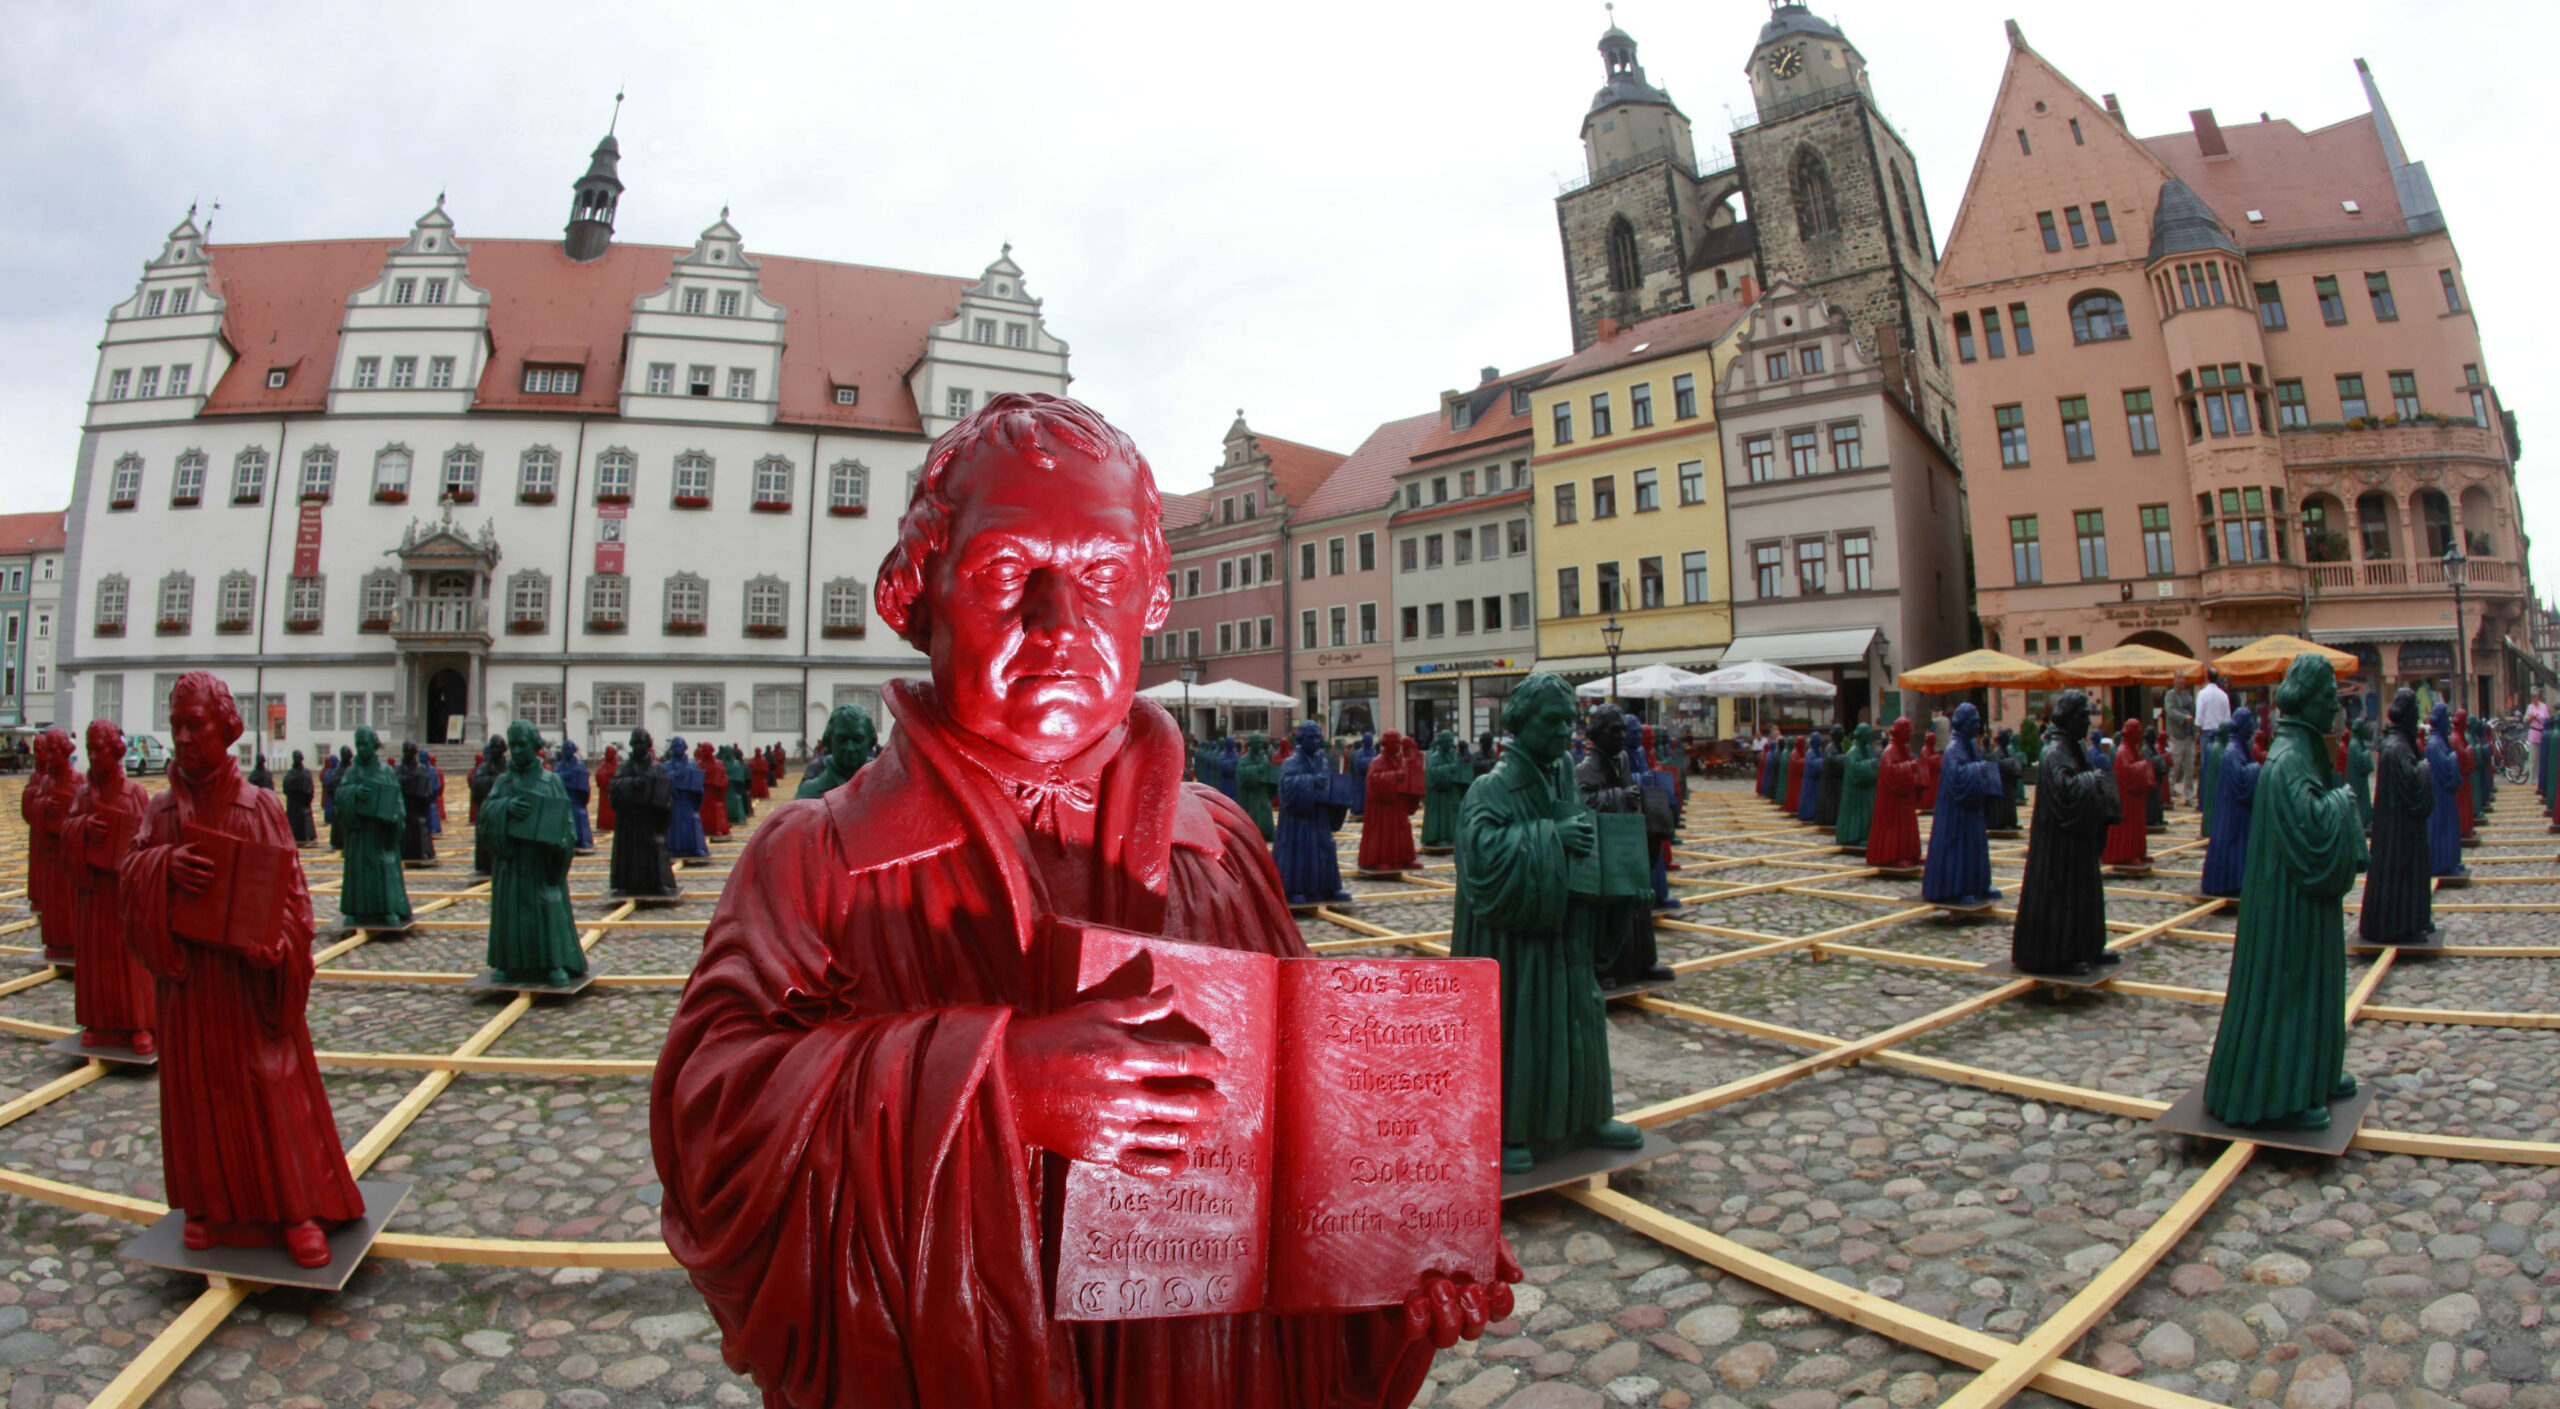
[1527,646,1725,679]
[2307,627,2453,646]
[1717,627,1878,668]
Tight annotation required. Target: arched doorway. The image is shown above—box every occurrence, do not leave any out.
[427,668,467,745]
[2113,630,2197,735]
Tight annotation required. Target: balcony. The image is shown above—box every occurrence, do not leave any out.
[2280,419,2503,470]
[392,596,490,642]
[2296,557,2524,596]
[2199,562,2304,606]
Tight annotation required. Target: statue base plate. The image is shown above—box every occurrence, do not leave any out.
[1929,896,2001,917]
[1876,866,1923,880]
[44,1033,157,1067]
[339,921,415,939]
[26,953,70,970]
[1601,979,1679,1005]
[1987,829,2022,840]
[2150,1086,2375,1158]
[1287,898,1353,916]
[2108,864,2155,878]
[1419,845,1454,855]
[1977,956,2128,989]
[463,969,597,998]
[2460,837,2482,849]
[1502,1129,1677,1200]
[604,890,685,907]
[2435,874,2475,890]
[400,860,439,870]
[122,1179,412,1291]
[2147,825,2171,835]
[1353,870,1407,881]
[2350,928,2443,954]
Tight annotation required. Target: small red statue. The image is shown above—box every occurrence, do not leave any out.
[124,673,362,1267]
[2101,718,2156,867]
[652,395,1511,1408]
[22,727,76,963]
[1356,730,1423,873]
[1866,718,1925,869]
[67,720,153,1052]
[594,744,620,832]
[746,749,770,800]
[695,742,731,840]
[1917,725,1943,815]
[2451,708,2478,840]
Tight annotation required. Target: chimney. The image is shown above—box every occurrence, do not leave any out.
[2003,18,2024,49]
[2103,93,2124,127]
[2189,108,2228,158]
[1595,315,1620,342]
[1738,274,1761,305]
[1479,366,1500,385]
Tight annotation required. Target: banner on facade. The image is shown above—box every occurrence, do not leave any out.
[292,503,323,576]
[596,504,627,573]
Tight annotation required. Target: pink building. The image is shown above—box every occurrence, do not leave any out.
[1137,415,1344,739]
[1942,25,2529,722]
[1287,412,1435,739]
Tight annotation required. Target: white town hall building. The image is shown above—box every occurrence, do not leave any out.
[60,126,1069,757]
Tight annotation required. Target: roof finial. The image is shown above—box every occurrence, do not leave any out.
[720,203,730,222]
[609,88,625,136]
[1001,240,1012,258]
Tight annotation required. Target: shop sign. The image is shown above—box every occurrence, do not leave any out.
[1316,651,1367,667]
[1411,658,1518,675]
[2395,640,2453,672]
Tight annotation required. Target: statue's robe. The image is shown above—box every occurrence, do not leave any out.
[665,752,710,858]
[2204,716,2366,1126]
[796,750,867,801]
[554,749,595,850]
[1216,746,1243,803]
[2201,738,2262,897]
[2199,725,2227,839]
[1920,736,2002,905]
[2359,726,2435,944]
[1865,743,1924,869]
[1347,739,1376,817]
[2143,739,2169,828]
[594,749,620,832]
[2101,743,2154,866]
[701,754,734,839]
[1917,737,1942,815]
[1781,740,1806,813]
[282,764,317,845]
[1983,750,2021,833]
[334,759,413,928]
[1795,735,1825,824]
[21,763,72,960]
[65,775,153,1039]
[724,749,750,826]
[1274,747,1349,904]
[398,758,438,862]
[1835,743,1879,848]
[1455,747,1614,1163]
[1356,747,1422,873]
[1812,742,1846,830]
[2009,737,2118,974]
[1576,746,1656,987]
[1756,738,1777,800]
[608,759,679,897]
[2347,732,2374,831]
[1237,749,1280,841]
[479,767,587,981]
[651,683,1432,1409]
[321,756,343,851]
[2426,728,2467,875]
[2453,730,2478,839]
[124,761,364,1233]
[746,752,770,800]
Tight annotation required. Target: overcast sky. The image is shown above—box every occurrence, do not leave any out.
[5,1,2552,583]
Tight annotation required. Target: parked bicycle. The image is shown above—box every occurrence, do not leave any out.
[2495,716,2531,785]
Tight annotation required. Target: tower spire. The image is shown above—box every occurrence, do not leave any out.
[564,100,626,263]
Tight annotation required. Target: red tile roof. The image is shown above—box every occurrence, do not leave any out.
[199,237,974,433]
[0,512,65,554]
[1549,301,1750,384]
[2143,114,2401,246]
[1293,411,1438,524]
[1256,433,1348,509]
[1160,490,1212,530]
[1405,357,1568,465]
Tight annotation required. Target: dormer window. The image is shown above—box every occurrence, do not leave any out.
[523,366,582,395]
[1452,400,1474,431]
[1510,386,1531,416]
[833,385,859,406]
[145,291,165,316]
[424,278,448,305]
[682,288,707,314]
[266,368,288,389]
[169,290,190,314]
[394,278,416,305]
[716,290,741,317]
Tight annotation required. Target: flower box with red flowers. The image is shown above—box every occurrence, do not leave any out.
[585,617,626,634]
[301,491,330,504]
[744,623,788,639]
[360,617,393,633]
[507,618,547,635]
[663,620,706,636]
[156,619,191,635]
[821,624,866,640]
[672,495,711,510]
[827,504,866,517]
[110,497,137,511]
[518,491,556,505]
[94,622,124,637]
[232,493,262,506]
[284,618,322,634]
[595,492,630,506]
[752,500,792,514]
[170,495,201,508]
[375,489,409,504]
[215,619,251,635]
[444,489,478,505]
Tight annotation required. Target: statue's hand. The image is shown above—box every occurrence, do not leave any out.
[1560,813,1596,857]
[1400,1239,1523,1349]
[1005,988,1228,1178]
[170,845,215,896]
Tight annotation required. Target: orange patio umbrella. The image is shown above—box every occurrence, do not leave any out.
[2050,643,2206,686]
[2209,633,2361,685]
[1894,648,2057,693]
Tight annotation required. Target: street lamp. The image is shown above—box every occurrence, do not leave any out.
[1178,659,1203,756]
[2445,544,2470,713]
[1601,615,1626,708]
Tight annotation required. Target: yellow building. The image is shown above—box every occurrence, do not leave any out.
[1532,304,1751,715]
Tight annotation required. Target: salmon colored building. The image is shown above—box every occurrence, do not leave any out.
[1941,23,2530,723]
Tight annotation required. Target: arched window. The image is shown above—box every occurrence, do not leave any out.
[360,569,400,629]
[1891,163,1924,254]
[374,445,412,502]
[2069,291,2129,343]
[2459,484,2498,558]
[109,453,144,507]
[215,570,256,631]
[171,450,208,506]
[518,446,560,502]
[752,455,794,510]
[93,574,129,634]
[2355,491,2396,561]
[672,452,714,507]
[1605,216,1640,293]
[158,571,196,632]
[743,576,789,636]
[2415,488,2454,559]
[594,447,636,502]
[231,447,270,505]
[822,578,868,638]
[828,459,869,514]
[441,445,481,502]
[1791,147,1839,239]
[506,570,551,631]
[299,446,336,501]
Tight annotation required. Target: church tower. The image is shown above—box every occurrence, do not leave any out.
[1554,22,1750,351]
[1731,4,1959,460]
[564,102,625,263]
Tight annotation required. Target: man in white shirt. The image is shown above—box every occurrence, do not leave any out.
[2192,673,2231,808]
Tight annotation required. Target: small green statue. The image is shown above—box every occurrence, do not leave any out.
[2347,715,2375,831]
[334,727,412,930]
[1234,732,1278,840]
[480,720,589,988]
[722,744,750,825]
[797,706,879,800]
[1421,728,1472,848]
[1833,722,1878,849]
[1451,673,1645,1174]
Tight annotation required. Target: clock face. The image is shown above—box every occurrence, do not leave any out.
[1769,45,1804,78]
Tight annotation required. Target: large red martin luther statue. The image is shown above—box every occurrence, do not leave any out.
[652,394,1514,1409]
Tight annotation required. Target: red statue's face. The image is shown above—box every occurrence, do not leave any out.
[926,446,1170,762]
[170,692,237,783]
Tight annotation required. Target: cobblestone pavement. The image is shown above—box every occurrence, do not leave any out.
[0,778,2549,1408]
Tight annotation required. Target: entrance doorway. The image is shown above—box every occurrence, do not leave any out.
[427,668,467,745]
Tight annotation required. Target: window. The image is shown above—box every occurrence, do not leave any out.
[338,691,366,729]
[1511,385,1532,416]
[1604,215,1639,292]
[109,454,143,507]
[94,574,128,632]
[681,288,707,315]
[1400,606,1418,640]
[2091,201,2116,243]
[1753,544,1784,598]
[135,366,161,399]
[1592,476,1617,518]
[94,675,122,728]
[1556,567,1581,618]
[2441,268,2464,313]
[1628,382,1653,429]
[1219,559,1237,591]
[1792,147,1839,237]
[521,366,580,394]
[518,447,559,501]
[507,570,550,630]
[1398,538,1416,573]
[2071,510,2109,579]
[1413,605,1438,640]
[1299,542,1318,581]
[1459,470,1477,499]
[1802,345,1827,373]
[2063,205,2088,247]
[2254,282,2287,329]
[423,278,447,305]
[2356,492,2395,561]
[1638,557,1664,609]
[1982,307,2005,359]
[1478,596,1500,632]
[390,356,417,389]
[300,447,336,500]
[393,278,416,305]
[2140,504,2175,576]
[1320,536,1343,576]
[2037,211,2060,252]
[1954,312,1977,363]
[665,573,708,631]
[1677,459,1706,504]
[1765,351,1790,381]
[1632,467,1659,512]
[2337,375,2369,421]
[1359,603,1377,643]
[1838,534,1873,592]
[1589,393,1613,437]
[1681,550,1712,604]
[1553,482,1577,524]
[2009,303,2034,354]
[1508,518,1528,555]
[503,684,562,731]
[1670,372,1698,421]
[820,578,867,637]
[2367,272,2397,320]
[675,684,723,731]
[211,572,247,629]
[441,446,480,501]
[674,452,713,504]
[2204,487,2278,564]
[1595,562,1622,612]
[2124,390,2160,453]
[172,450,206,505]
[688,365,715,397]
[2390,371,2421,419]
[2059,397,2094,460]
[2069,292,2127,343]
[1182,568,1199,597]
[1297,609,1319,650]
[647,364,674,395]
[1329,606,1349,647]
[586,573,628,629]
[1551,403,1573,444]
[2274,380,2308,429]
[1453,531,1473,566]
[1996,405,2028,467]
[825,459,867,514]
[1430,478,1448,505]
[727,368,757,400]
[1006,323,1029,348]
[2315,276,2347,324]
[754,455,794,508]
[231,447,269,504]
[744,578,788,635]
[709,289,740,318]
[1357,532,1375,572]
[1744,434,1775,482]
[1784,541,1821,596]
[1509,591,1531,628]
[1788,428,1820,477]
[169,289,190,314]
[361,570,399,628]
[593,684,642,732]
[171,365,192,395]
[145,291,164,316]
[595,448,636,502]
[310,692,336,731]
[2008,517,2042,583]
[428,356,456,390]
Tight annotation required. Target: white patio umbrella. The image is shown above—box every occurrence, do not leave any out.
[1574,662,1713,699]
[1687,659,1838,698]
[1135,677,1299,709]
